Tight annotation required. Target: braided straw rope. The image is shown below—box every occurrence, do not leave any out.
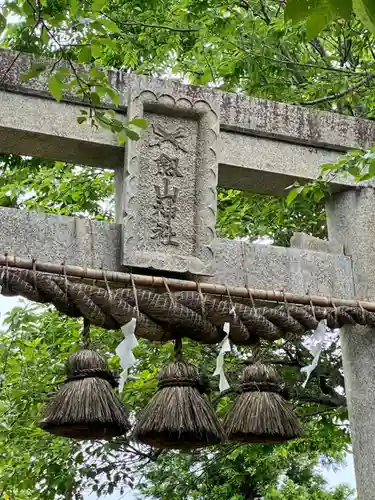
[1,269,373,344]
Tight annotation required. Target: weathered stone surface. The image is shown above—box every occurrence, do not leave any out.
[219,93,375,151]
[1,49,375,198]
[327,187,375,499]
[0,90,123,169]
[219,133,343,195]
[0,208,121,270]
[1,48,375,151]
[327,188,375,299]
[211,239,353,298]
[119,89,220,275]
[0,89,365,197]
[1,48,374,497]
[290,232,343,255]
[0,207,353,298]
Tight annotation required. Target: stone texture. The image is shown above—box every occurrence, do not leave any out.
[0,89,366,198]
[119,88,220,276]
[1,48,375,151]
[0,48,373,496]
[0,208,121,270]
[211,239,353,298]
[219,132,343,195]
[326,187,375,500]
[219,93,375,151]
[0,90,122,169]
[290,232,343,255]
[1,50,375,197]
[339,325,375,500]
[0,207,354,298]
[327,188,375,299]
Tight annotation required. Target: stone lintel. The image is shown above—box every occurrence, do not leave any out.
[1,48,374,151]
[0,90,123,169]
[0,207,354,299]
[0,88,361,197]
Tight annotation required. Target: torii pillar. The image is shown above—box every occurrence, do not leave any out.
[327,187,375,499]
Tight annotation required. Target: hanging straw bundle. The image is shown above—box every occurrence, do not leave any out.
[40,322,130,440]
[224,363,302,444]
[133,338,225,449]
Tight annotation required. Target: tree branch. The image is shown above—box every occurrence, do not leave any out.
[299,74,375,105]
[228,40,373,76]
[119,21,199,32]
[104,14,199,33]
[214,386,346,408]
[291,389,346,407]
[259,0,271,25]
[0,21,40,83]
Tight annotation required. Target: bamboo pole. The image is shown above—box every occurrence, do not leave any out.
[0,253,373,311]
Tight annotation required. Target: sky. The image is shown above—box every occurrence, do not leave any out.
[0,295,356,499]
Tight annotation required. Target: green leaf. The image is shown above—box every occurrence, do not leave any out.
[306,1,336,39]
[334,0,353,18]
[55,67,71,78]
[91,42,102,59]
[129,118,148,129]
[353,0,375,34]
[48,75,63,102]
[369,162,375,177]
[91,20,108,34]
[97,36,117,50]
[41,26,49,44]
[77,116,86,124]
[117,128,128,144]
[110,118,125,132]
[0,12,7,32]
[99,17,121,33]
[286,186,304,205]
[106,87,120,106]
[308,0,352,39]
[90,92,101,106]
[21,63,46,81]
[70,0,79,17]
[21,0,34,17]
[320,162,339,172]
[285,0,352,38]
[90,67,106,79]
[124,127,140,140]
[92,0,107,11]
[78,46,92,64]
[285,0,312,23]
[348,166,360,176]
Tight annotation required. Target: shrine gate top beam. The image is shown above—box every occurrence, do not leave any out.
[0,49,374,197]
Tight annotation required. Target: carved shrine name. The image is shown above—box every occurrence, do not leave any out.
[150,125,187,247]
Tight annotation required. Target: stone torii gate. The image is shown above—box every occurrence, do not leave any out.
[1,49,375,498]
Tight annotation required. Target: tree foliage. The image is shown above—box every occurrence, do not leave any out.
[286,0,375,40]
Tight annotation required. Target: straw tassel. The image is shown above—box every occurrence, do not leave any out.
[133,337,225,449]
[224,363,302,444]
[39,322,130,440]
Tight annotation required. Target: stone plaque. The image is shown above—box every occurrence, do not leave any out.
[119,89,219,276]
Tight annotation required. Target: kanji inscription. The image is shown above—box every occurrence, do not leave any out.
[155,153,182,177]
[150,124,188,153]
[151,129,185,246]
[152,178,179,246]
[121,89,219,275]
